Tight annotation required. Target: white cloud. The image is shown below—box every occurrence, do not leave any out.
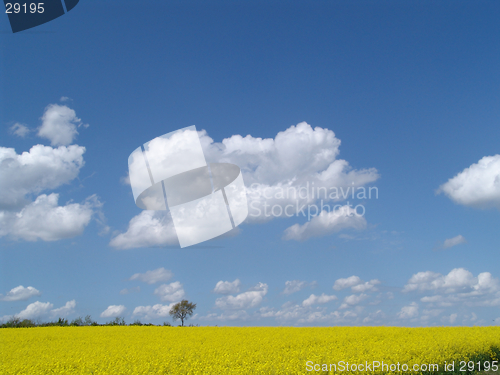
[60,96,71,102]
[113,123,378,248]
[154,282,185,302]
[442,235,466,249]
[362,310,386,324]
[420,309,444,321]
[200,123,378,194]
[120,174,130,185]
[403,268,489,293]
[302,293,337,307]
[0,144,85,210]
[132,303,176,320]
[0,104,99,243]
[283,280,315,295]
[120,287,140,295]
[0,285,41,301]
[37,104,82,146]
[13,300,76,320]
[100,305,126,318]
[420,295,445,304]
[404,268,500,308]
[333,276,362,290]
[17,301,53,320]
[398,302,419,319]
[51,300,76,317]
[259,303,310,322]
[333,276,380,293]
[0,193,100,241]
[199,310,250,322]
[403,271,441,293]
[9,123,30,138]
[258,306,277,318]
[352,280,381,293]
[363,310,386,324]
[298,311,332,323]
[0,315,13,323]
[438,155,500,209]
[109,211,178,249]
[283,206,367,241]
[260,302,362,324]
[444,313,458,324]
[339,294,368,309]
[129,268,173,284]
[342,310,358,319]
[202,122,378,231]
[475,272,500,291]
[213,279,241,295]
[215,282,268,310]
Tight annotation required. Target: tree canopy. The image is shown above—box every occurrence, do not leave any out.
[169,300,196,326]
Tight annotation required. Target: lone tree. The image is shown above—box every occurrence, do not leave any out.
[169,300,196,326]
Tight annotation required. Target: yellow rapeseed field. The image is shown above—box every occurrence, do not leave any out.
[1,326,499,374]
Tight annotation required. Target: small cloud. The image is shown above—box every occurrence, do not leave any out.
[213,279,241,295]
[398,302,419,319]
[0,285,41,301]
[109,211,179,249]
[352,280,380,293]
[362,309,386,324]
[37,104,82,146]
[12,300,76,320]
[448,313,458,324]
[402,267,493,294]
[338,234,356,240]
[120,174,131,185]
[215,282,268,310]
[51,300,76,317]
[9,123,30,138]
[339,293,368,309]
[283,280,315,295]
[333,276,380,293]
[132,303,176,320]
[17,301,53,320]
[333,276,362,291]
[154,282,185,302]
[100,305,126,318]
[442,235,466,249]
[129,268,173,284]
[438,155,500,210]
[283,206,367,241]
[302,293,337,307]
[0,193,100,242]
[98,225,111,236]
[0,142,85,212]
[120,286,140,295]
[199,310,250,322]
[60,96,72,102]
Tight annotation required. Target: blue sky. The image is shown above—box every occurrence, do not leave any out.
[1,0,499,326]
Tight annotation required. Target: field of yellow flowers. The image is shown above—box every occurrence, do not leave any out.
[1,326,500,374]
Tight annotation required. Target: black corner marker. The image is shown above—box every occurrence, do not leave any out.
[4,0,79,33]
